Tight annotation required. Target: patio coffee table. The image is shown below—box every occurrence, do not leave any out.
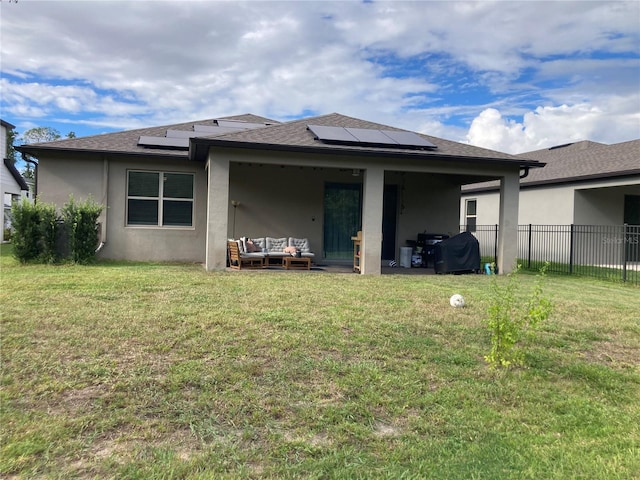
[282,256,311,270]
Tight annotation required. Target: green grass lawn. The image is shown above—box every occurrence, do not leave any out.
[1,244,639,479]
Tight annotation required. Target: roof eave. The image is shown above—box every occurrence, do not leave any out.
[463,169,640,193]
[16,144,191,160]
[191,138,543,169]
[3,159,29,190]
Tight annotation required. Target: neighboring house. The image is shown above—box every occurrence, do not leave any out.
[460,139,640,227]
[16,113,542,274]
[460,139,640,265]
[1,119,29,242]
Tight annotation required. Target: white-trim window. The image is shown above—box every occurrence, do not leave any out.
[127,170,194,227]
[465,199,477,232]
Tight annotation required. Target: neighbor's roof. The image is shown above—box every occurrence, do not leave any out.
[16,112,540,169]
[1,119,16,129]
[3,159,29,191]
[463,139,640,192]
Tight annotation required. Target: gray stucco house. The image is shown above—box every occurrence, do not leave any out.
[17,113,542,274]
[460,139,640,228]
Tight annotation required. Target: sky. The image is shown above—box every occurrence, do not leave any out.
[1,0,639,156]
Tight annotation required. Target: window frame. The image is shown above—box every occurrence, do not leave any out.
[465,198,477,233]
[126,170,195,228]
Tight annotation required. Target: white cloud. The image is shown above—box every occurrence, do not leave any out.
[0,0,638,150]
[466,102,640,154]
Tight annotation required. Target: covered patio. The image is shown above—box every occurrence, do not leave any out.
[193,114,541,275]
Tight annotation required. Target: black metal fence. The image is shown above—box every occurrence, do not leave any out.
[461,224,640,285]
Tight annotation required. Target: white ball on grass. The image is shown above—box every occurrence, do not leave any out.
[449,294,465,308]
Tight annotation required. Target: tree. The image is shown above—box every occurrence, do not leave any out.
[5,126,18,165]
[15,126,77,180]
[21,127,61,144]
[22,163,35,180]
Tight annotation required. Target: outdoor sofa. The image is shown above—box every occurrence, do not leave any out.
[228,237,315,270]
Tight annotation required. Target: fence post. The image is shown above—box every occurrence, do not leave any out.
[622,224,628,283]
[527,224,532,269]
[569,224,575,275]
[494,224,498,268]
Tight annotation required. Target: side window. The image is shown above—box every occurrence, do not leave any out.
[465,199,477,232]
[127,171,194,227]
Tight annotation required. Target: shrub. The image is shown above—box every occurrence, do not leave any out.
[484,263,553,369]
[61,196,103,264]
[11,199,41,263]
[38,202,59,263]
[10,196,103,265]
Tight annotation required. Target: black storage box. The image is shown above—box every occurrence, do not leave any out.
[434,232,481,274]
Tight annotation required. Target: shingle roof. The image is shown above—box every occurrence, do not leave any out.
[16,112,539,169]
[464,139,640,192]
[192,112,538,166]
[16,114,278,158]
[3,159,29,191]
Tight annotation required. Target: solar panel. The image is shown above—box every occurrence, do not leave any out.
[137,136,189,148]
[307,125,359,143]
[137,119,272,150]
[346,127,397,145]
[308,125,437,150]
[381,130,437,149]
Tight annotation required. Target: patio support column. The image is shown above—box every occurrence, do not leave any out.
[361,166,384,275]
[205,154,230,271]
[497,171,520,274]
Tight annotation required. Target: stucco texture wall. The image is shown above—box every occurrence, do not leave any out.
[229,163,462,260]
[38,153,208,263]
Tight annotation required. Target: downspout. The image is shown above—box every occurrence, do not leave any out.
[21,153,38,201]
[519,167,530,179]
[96,155,109,253]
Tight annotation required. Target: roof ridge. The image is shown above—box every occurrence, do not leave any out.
[516,140,606,156]
[15,113,282,148]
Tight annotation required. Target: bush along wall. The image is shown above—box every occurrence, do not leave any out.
[11,199,43,263]
[11,196,103,264]
[61,196,103,264]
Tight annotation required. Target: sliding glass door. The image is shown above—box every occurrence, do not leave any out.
[323,183,362,260]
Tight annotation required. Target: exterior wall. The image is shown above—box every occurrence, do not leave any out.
[461,185,574,226]
[574,178,640,225]
[1,123,7,159]
[461,176,640,267]
[2,166,25,202]
[460,190,501,226]
[37,152,207,262]
[519,186,575,224]
[229,164,462,262]
[37,145,524,270]
[2,121,26,241]
[461,176,640,226]
[2,163,25,242]
[229,162,327,252]
[38,153,104,205]
[391,171,461,245]
[104,157,207,262]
